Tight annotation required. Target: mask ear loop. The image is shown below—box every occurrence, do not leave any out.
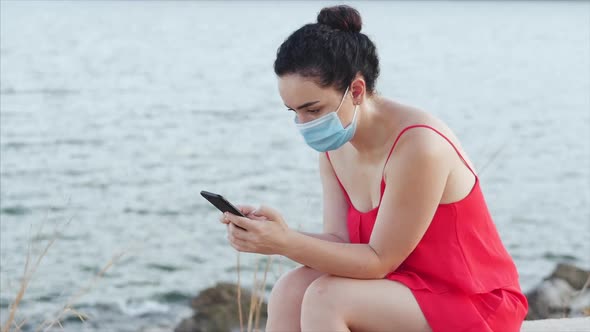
[337,84,357,129]
[335,85,351,114]
[344,104,359,129]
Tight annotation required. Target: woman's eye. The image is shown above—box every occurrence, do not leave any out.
[307,109,320,114]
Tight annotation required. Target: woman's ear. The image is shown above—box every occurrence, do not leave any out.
[350,76,366,104]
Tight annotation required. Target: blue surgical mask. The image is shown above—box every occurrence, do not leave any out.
[294,86,358,152]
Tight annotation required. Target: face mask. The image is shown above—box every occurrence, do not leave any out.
[294,86,358,152]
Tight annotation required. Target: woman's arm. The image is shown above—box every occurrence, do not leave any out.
[225,129,453,279]
[280,130,452,278]
[299,232,347,242]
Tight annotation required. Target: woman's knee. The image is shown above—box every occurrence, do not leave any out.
[300,275,349,330]
[268,266,324,308]
[301,275,339,309]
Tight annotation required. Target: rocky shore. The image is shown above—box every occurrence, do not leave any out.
[174,263,589,332]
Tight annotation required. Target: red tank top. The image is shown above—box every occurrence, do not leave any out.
[326,125,522,295]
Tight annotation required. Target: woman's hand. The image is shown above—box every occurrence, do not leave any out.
[218,205,291,255]
[217,205,266,223]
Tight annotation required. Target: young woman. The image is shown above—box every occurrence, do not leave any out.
[220,5,528,332]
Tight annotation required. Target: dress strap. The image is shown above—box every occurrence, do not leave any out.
[382,124,477,178]
[327,125,476,210]
[325,152,353,206]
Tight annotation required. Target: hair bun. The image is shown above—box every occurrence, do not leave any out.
[317,5,362,33]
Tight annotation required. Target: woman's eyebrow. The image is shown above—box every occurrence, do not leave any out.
[285,100,320,110]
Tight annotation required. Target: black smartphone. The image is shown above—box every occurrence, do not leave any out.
[200,191,247,231]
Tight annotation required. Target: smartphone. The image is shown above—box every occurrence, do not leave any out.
[200,190,247,230]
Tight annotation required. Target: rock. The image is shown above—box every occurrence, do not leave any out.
[526,263,590,320]
[526,278,577,319]
[138,326,175,332]
[551,263,590,290]
[175,317,201,332]
[174,282,268,332]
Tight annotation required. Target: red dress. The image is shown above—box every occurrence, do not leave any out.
[326,125,528,332]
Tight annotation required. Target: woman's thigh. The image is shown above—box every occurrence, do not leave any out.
[302,275,432,332]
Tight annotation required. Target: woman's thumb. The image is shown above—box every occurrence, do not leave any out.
[252,205,278,219]
[237,204,257,216]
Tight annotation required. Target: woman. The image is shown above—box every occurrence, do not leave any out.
[220,5,528,332]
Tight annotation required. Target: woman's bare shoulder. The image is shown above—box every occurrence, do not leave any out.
[401,105,461,139]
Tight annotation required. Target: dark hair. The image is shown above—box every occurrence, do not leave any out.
[274,5,380,94]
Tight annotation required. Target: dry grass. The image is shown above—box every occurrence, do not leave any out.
[2,218,69,332]
[34,251,125,332]
[576,276,590,301]
[478,140,510,175]
[236,253,243,332]
[1,219,125,332]
[234,253,273,332]
[254,256,272,332]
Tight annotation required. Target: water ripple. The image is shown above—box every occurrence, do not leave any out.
[0,205,31,215]
[145,263,184,272]
[0,88,81,96]
[151,291,192,304]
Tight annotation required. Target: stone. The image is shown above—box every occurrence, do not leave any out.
[174,282,268,332]
[550,263,590,290]
[526,263,590,320]
[526,278,577,319]
[174,317,201,332]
